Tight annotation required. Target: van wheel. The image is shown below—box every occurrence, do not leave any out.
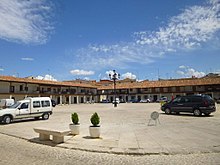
[165,108,171,114]
[42,113,49,120]
[3,116,11,124]
[193,109,201,116]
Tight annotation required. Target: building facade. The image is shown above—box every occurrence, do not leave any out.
[0,76,97,104]
[0,75,220,104]
[97,77,220,102]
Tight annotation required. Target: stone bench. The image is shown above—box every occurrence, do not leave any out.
[34,128,70,144]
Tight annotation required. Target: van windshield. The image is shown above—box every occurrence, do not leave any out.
[9,102,21,108]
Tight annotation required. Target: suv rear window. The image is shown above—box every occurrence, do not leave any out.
[203,95,213,100]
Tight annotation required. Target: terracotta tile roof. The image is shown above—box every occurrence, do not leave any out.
[0,75,96,88]
[97,77,220,90]
[0,75,219,90]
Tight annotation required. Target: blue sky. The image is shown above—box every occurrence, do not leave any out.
[0,0,219,81]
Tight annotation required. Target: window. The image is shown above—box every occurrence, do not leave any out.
[41,100,50,107]
[20,85,23,91]
[171,87,176,92]
[33,101,41,108]
[180,87,185,92]
[20,102,29,109]
[191,97,202,102]
[163,88,168,92]
[10,86,15,93]
[196,86,205,91]
[155,88,160,92]
[185,86,193,91]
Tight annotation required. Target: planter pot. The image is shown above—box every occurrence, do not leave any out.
[69,124,80,135]
[89,126,101,138]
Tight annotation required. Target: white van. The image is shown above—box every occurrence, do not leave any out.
[0,99,15,109]
[0,97,53,124]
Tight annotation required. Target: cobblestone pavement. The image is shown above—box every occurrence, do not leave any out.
[0,103,220,164]
[0,133,220,165]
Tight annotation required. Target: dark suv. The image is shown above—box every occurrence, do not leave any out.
[161,95,216,116]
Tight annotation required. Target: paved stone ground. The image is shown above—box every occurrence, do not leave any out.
[0,103,220,156]
[0,133,220,165]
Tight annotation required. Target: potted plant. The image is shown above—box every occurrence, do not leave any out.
[69,112,80,135]
[89,112,101,138]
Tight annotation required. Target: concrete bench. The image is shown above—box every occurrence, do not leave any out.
[34,128,70,144]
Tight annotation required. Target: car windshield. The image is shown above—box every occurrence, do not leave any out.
[9,102,21,108]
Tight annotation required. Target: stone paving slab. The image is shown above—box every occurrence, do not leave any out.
[0,103,220,155]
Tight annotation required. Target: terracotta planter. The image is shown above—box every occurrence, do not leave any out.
[69,124,80,135]
[89,126,100,138]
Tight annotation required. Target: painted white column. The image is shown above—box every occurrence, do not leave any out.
[69,96,72,104]
[211,92,214,98]
[84,96,86,103]
[60,95,63,105]
[76,96,79,104]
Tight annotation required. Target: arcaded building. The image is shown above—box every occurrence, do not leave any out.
[0,75,220,104]
[0,76,97,104]
[97,76,220,102]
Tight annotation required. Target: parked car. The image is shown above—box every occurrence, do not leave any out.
[51,99,56,107]
[0,97,53,124]
[100,99,110,103]
[140,99,151,103]
[161,95,216,116]
[157,97,168,103]
[0,99,15,109]
[112,98,120,104]
[128,99,139,103]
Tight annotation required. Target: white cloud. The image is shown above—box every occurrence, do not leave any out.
[0,0,54,44]
[21,57,34,61]
[176,70,185,75]
[35,74,57,81]
[0,68,4,71]
[69,0,220,70]
[179,65,186,69]
[176,66,206,78]
[70,69,95,76]
[121,72,137,80]
[74,42,155,69]
[135,0,220,49]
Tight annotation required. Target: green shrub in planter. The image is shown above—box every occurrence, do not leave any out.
[71,112,79,125]
[90,112,100,127]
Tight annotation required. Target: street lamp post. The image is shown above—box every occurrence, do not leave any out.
[109,70,120,107]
